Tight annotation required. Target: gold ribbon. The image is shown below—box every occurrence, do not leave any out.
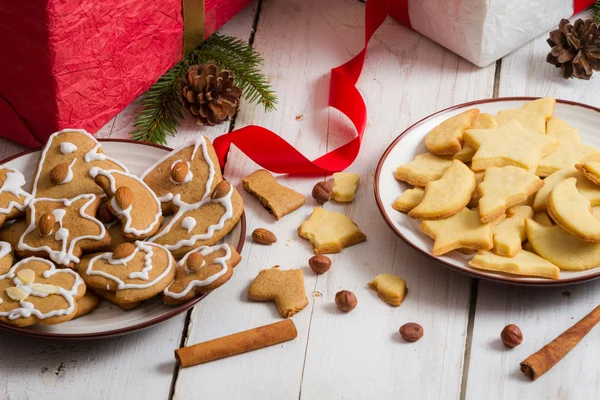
[183,0,205,56]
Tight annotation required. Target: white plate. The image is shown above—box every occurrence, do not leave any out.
[0,140,245,338]
[375,97,600,286]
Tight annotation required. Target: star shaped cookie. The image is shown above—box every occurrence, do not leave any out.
[464,120,559,172]
[492,205,534,257]
[546,118,581,142]
[535,138,598,177]
[419,208,505,256]
[453,113,498,163]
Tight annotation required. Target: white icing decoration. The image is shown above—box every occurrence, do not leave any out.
[181,216,196,233]
[0,168,32,214]
[85,242,173,290]
[140,136,215,202]
[58,159,77,184]
[0,257,83,320]
[60,142,78,154]
[0,241,11,259]
[148,185,234,251]
[31,128,129,197]
[93,169,162,237]
[17,194,106,266]
[170,160,193,185]
[163,244,232,299]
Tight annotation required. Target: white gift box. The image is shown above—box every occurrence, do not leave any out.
[391,0,589,67]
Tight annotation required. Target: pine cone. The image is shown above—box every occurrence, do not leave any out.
[181,63,242,126]
[547,18,600,80]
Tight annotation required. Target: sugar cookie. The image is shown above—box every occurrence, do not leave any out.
[468,249,560,279]
[453,113,498,163]
[532,167,600,212]
[495,97,555,135]
[242,170,305,220]
[394,153,453,186]
[521,97,556,118]
[535,139,598,177]
[248,266,308,318]
[575,162,600,186]
[368,273,407,307]
[468,172,485,208]
[492,205,534,257]
[392,187,424,212]
[331,172,360,203]
[425,109,479,155]
[298,207,366,254]
[409,160,476,220]
[533,212,554,227]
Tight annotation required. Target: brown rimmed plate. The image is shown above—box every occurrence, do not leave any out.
[375,97,600,286]
[0,139,246,338]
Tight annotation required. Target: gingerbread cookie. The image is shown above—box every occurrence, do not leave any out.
[469,250,560,279]
[331,172,360,203]
[149,180,244,259]
[0,257,86,327]
[78,241,175,304]
[0,241,14,275]
[74,291,100,319]
[248,266,308,318]
[394,153,453,186]
[163,244,242,305]
[425,108,479,155]
[90,288,142,310]
[31,129,127,199]
[298,207,366,254]
[17,194,109,267]
[242,170,305,220]
[92,169,163,239]
[140,136,223,215]
[0,168,32,227]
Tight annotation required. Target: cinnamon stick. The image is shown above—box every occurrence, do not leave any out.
[175,319,297,368]
[520,304,600,381]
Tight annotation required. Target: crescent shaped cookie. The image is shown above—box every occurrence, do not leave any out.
[140,136,222,215]
[392,187,425,212]
[575,162,600,186]
[532,167,600,212]
[0,168,32,227]
[31,129,128,199]
[547,177,600,242]
[525,219,600,271]
[425,108,479,155]
[92,169,163,240]
[394,153,453,186]
[163,244,242,305]
[408,160,476,220]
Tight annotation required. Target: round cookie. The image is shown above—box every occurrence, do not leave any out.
[73,291,100,319]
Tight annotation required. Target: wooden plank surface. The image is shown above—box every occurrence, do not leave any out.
[465,11,600,400]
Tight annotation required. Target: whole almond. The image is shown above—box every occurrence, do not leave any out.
[38,213,56,236]
[309,255,331,274]
[113,242,136,259]
[187,253,205,271]
[115,186,133,209]
[252,228,277,245]
[211,180,231,199]
[50,163,69,184]
[171,160,189,183]
[312,181,332,204]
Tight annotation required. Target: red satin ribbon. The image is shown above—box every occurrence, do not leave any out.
[213,0,390,175]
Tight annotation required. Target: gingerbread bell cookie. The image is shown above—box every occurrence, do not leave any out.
[31,129,128,199]
[0,257,86,327]
[0,168,32,227]
[92,169,163,239]
[77,241,175,304]
[163,244,241,305]
[141,136,223,215]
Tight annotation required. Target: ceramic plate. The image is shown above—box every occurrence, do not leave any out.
[375,97,600,286]
[0,139,246,338]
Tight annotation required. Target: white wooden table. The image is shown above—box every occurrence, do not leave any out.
[1,1,600,399]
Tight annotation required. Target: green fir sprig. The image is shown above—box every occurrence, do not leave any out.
[131,33,277,145]
[594,1,600,23]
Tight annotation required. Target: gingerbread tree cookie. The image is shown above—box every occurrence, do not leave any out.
[31,129,127,199]
[0,257,86,327]
[163,244,242,305]
[17,194,109,267]
[93,169,163,239]
[248,266,308,318]
[140,136,223,215]
[0,168,32,227]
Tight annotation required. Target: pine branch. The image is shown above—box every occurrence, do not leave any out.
[594,1,600,23]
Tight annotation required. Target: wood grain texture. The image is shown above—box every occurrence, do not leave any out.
[465,11,600,399]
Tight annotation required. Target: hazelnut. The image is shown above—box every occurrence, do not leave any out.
[252,228,277,245]
[500,324,523,348]
[309,255,331,274]
[96,202,115,224]
[312,181,332,204]
[399,322,423,342]
[335,290,357,312]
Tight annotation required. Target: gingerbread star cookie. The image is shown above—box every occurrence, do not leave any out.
[492,205,534,257]
[163,244,242,305]
[77,241,175,304]
[140,136,223,215]
[248,266,308,318]
[535,138,598,177]
[425,108,479,155]
[419,208,505,256]
[298,207,366,254]
[532,167,600,212]
[547,177,600,242]
[31,129,128,199]
[93,169,163,239]
[17,194,109,267]
[0,168,32,227]
[464,120,559,172]
[477,166,543,223]
[394,153,453,186]
[408,160,476,220]
[469,249,560,279]
[0,257,86,327]
[525,219,600,271]
[393,187,424,212]
[149,180,244,259]
[453,113,498,163]
[575,162,600,186]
